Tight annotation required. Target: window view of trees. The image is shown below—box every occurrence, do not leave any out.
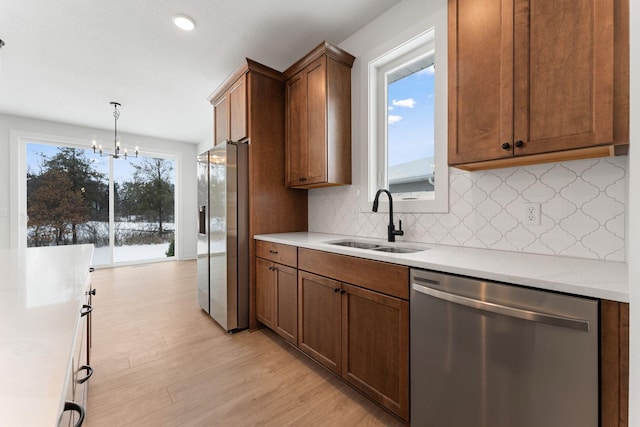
[114,157,175,263]
[26,143,176,264]
[27,147,108,246]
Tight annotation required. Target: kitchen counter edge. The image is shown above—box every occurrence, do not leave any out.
[254,232,628,302]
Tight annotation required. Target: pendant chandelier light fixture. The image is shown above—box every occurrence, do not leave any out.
[92,102,139,159]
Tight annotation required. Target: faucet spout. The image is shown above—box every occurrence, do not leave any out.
[372,189,404,242]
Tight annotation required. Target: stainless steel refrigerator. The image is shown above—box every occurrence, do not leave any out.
[197,142,249,332]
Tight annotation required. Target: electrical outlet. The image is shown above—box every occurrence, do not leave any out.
[351,206,359,220]
[523,203,541,226]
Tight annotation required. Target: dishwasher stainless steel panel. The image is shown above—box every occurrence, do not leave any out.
[410,269,599,427]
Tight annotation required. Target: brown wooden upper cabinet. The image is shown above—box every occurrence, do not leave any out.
[213,74,247,145]
[448,0,629,171]
[284,42,355,188]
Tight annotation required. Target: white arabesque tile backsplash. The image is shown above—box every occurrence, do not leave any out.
[309,157,627,262]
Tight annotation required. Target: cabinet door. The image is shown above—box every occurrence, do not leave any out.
[298,271,341,374]
[229,74,247,143]
[448,0,514,165]
[304,57,328,185]
[513,0,615,156]
[341,283,409,421]
[213,94,229,146]
[256,258,276,329]
[275,264,298,345]
[285,72,307,187]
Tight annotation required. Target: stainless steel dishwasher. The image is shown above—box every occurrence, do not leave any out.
[410,269,599,427]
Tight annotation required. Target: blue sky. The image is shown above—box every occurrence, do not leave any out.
[387,66,435,167]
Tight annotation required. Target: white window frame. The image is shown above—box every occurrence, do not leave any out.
[364,27,448,213]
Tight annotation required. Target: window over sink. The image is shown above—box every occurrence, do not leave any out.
[365,26,448,213]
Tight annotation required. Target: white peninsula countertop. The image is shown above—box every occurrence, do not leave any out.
[254,232,628,302]
[0,244,94,426]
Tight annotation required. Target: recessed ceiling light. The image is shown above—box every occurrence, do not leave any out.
[173,15,196,31]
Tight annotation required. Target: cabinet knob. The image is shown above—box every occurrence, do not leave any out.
[515,140,524,148]
[334,288,340,293]
[340,290,346,295]
[501,142,511,150]
[80,304,93,317]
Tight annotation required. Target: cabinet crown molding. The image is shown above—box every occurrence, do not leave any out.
[208,59,284,104]
[284,41,355,79]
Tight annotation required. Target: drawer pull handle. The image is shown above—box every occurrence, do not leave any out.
[80,304,93,317]
[63,401,85,427]
[269,250,279,254]
[76,365,93,384]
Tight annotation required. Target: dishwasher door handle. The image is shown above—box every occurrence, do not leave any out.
[412,282,591,332]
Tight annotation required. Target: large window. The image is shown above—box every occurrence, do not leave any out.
[367,27,448,213]
[25,141,175,266]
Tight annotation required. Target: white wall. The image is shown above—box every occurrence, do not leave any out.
[0,112,198,260]
[627,0,638,422]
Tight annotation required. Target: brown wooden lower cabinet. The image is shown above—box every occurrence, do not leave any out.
[297,270,409,421]
[341,282,409,420]
[298,271,342,373]
[601,300,629,427]
[256,257,298,345]
[256,258,276,329]
[274,264,298,345]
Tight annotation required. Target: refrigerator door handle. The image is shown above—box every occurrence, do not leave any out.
[198,206,206,235]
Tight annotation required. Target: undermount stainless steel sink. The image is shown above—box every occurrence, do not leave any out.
[330,241,381,250]
[372,246,423,253]
[327,240,425,254]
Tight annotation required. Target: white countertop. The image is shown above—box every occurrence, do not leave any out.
[254,232,629,302]
[0,244,94,427]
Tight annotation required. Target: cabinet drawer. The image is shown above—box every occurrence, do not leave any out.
[256,241,297,267]
[298,248,409,300]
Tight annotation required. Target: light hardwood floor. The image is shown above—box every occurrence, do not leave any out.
[86,260,404,426]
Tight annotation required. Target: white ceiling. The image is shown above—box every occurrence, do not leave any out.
[0,0,400,144]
